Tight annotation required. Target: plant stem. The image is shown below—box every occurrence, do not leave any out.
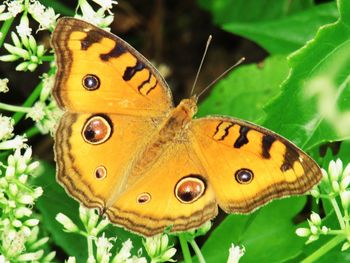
[24,126,40,138]
[0,18,14,48]
[330,197,346,229]
[178,234,192,263]
[0,102,31,113]
[301,235,345,263]
[189,239,206,263]
[41,55,54,62]
[87,235,94,260]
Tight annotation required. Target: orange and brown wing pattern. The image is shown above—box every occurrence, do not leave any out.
[52,17,173,116]
[191,117,322,213]
[105,141,217,236]
[55,112,156,213]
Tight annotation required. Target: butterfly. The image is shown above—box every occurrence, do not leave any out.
[51,17,322,237]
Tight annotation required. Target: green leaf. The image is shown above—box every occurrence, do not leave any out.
[198,0,338,54]
[263,0,350,152]
[197,55,289,123]
[34,162,86,260]
[34,161,143,260]
[200,197,307,263]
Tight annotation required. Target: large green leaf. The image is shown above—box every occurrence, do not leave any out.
[198,0,338,54]
[197,55,288,123]
[34,161,143,261]
[200,197,307,263]
[263,0,350,151]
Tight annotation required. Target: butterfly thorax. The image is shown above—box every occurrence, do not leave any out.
[126,97,198,183]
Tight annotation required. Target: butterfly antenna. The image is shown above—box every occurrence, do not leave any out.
[190,35,213,96]
[197,57,245,99]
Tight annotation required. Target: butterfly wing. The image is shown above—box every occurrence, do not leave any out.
[52,18,173,116]
[55,112,160,212]
[105,141,217,236]
[191,116,322,213]
[52,18,174,213]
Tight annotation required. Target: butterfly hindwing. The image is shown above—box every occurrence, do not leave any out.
[105,141,217,236]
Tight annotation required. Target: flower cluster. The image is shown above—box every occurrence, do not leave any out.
[0,31,46,72]
[75,0,118,29]
[27,73,63,135]
[0,147,54,262]
[143,234,177,263]
[296,159,350,251]
[56,205,147,262]
[0,0,59,32]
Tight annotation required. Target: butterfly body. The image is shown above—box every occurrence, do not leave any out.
[52,18,322,237]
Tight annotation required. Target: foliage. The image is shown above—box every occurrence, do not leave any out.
[0,0,350,262]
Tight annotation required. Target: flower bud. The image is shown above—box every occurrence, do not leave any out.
[310,212,321,226]
[296,228,311,237]
[56,213,79,233]
[340,190,350,210]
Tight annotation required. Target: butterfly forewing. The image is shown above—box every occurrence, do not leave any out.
[52,18,173,116]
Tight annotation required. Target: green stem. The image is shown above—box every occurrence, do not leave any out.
[12,67,56,124]
[178,234,192,263]
[24,126,40,138]
[41,55,54,62]
[330,197,346,229]
[189,239,206,263]
[0,102,31,113]
[87,235,94,260]
[301,235,345,263]
[0,18,14,48]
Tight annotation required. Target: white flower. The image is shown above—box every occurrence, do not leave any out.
[0,135,27,150]
[27,101,45,122]
[0,115,14,141]
[16,16,32,37]
[76,0,114,28]
[0,78,9,93]
[28,1,45,16]
[0,5,6,14]
[5,0,24,17]
[29,1,59,31]
[114,239,133,261]
[92,0,118,12]
[227,244,245,263]
[95,233,113,263]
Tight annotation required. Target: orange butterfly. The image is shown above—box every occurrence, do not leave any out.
[52,17,322,237]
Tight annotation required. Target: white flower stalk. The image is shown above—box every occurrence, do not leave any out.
[143,234,176,263]
[0,78,9,93]
[227,244,245,263]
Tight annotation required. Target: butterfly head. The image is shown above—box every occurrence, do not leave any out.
[178,96,198,118]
